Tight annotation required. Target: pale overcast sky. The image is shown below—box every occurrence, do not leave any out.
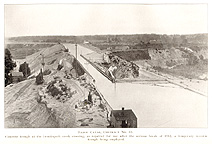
[4,4,207,37]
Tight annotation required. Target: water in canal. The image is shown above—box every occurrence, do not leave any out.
[64,43,207,128]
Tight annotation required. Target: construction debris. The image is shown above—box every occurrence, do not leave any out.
[46,78,77,103]
[35,69,44,85]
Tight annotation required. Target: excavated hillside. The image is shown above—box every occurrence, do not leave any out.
[4,44,109,128]
[134,46,208,79]
[147,47,186,68]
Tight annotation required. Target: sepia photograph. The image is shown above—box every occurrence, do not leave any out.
[4,4,208,129]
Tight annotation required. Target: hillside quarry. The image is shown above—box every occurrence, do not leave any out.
[4,44,109,128]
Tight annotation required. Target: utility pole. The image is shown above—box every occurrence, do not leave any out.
[40,54,45,71]
[25,44,28,78]
[75,43,78,60]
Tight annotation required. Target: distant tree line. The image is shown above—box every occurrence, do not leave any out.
[8,34,208,45]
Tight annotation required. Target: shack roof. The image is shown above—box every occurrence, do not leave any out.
[111,109,137,121]
[11,72,23,77]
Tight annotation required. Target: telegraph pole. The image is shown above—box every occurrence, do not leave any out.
[40,54,45,71]
[75,43,78,60]
[25,45,27,78]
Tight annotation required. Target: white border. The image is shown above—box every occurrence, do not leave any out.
[1,1,211,144]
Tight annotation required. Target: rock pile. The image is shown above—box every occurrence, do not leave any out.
[46,78,76,103]
[107,54,139,79]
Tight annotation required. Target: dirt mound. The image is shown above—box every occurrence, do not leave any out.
[25,44,66,76]
[4,75,78,128]
[108,54,139,79]
[4,45,78,128]
[147,47,186,68]
[5,43,111,128]
[134,46,208,79]
[4,80,59,128]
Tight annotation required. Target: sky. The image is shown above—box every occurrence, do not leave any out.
[4,4,208,37]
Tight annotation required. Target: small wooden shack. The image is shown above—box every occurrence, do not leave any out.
[11,72,24,83]
[109,107,137,128]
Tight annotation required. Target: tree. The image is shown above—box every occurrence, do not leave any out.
[5,49,16,86]
[19,62,31,77]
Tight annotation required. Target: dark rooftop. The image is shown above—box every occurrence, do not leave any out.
[111,109,137,121]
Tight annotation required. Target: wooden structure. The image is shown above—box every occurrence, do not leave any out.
[11,72,24,83]
[36,69,44,85]
[109,107,137,128]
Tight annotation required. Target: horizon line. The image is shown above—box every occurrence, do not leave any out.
[5,32,208,38]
